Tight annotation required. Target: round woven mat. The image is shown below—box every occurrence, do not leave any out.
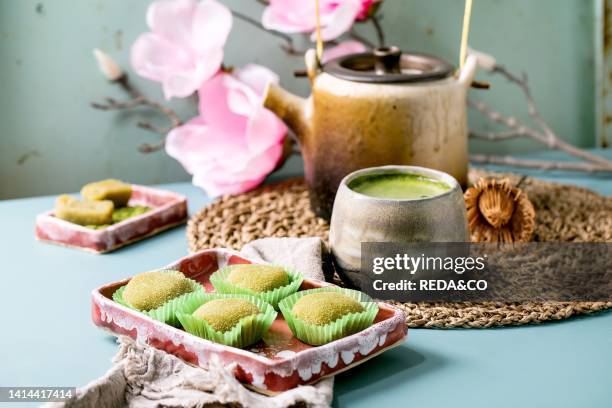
[187,170,612,328]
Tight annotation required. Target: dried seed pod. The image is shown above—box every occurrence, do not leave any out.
[464,178,536,243]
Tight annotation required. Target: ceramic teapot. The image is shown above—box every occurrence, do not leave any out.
[263,46,478,220]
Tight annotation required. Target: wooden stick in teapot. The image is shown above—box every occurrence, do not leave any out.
[314,0,324,66]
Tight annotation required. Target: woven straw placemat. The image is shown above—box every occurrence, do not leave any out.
[187,170,612,328]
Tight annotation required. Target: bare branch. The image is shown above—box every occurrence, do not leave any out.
[349,29,375,49]
[90,96,144,111]
[469,130,525,141]
[470,154,612,173]
[469,62,612,172]
[371,14,385,47]
[91,74,181,149]
[492,65,555,138]
[468,99,524,131]
[137,121,173,135]
[280,43,309,56]
[347,5,385,49]
[138,140,166,153]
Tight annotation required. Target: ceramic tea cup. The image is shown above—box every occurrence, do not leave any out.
[329,165,469,285]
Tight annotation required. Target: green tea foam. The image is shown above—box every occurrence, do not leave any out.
[348,172,450,200]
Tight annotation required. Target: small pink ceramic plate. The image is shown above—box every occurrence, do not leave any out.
[35,185,187,253]
[91,249,407,393]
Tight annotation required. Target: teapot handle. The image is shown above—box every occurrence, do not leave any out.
[305,49,320,82]
[457,54,479,90]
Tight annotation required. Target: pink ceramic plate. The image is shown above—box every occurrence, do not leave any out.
[91,249,408,393]
[35,185,187,253]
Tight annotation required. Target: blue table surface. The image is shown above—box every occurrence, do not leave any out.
[1,150,611,408]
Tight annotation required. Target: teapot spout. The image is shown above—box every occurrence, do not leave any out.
[263,82,310,143]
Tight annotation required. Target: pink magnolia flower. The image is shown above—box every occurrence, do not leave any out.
[165,64,287,196]
[356,0,380,20]
[131,0,232,99]
[262,0,380,41]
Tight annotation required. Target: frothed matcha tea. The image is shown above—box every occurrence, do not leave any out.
[348,172,450,199]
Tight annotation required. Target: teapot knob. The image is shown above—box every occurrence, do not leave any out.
[374,46,402,75]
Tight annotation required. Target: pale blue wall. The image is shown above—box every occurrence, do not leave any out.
[0,0,598,198]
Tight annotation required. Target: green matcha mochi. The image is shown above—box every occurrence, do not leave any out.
[55,194,114,226]
[193,298,260,332]
[111,206,150,223]
[81,179,132,207]
[227,265,289,293]
[123,271,193,311]
[292,292,364,326]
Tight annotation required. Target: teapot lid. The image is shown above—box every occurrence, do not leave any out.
[323,46,454,83]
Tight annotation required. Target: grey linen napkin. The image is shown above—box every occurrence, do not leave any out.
[49,237,334,408]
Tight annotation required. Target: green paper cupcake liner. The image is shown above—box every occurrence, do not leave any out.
[176,293,277,349]
[209,264,303,309]
[279,287,379,346]
[112,269,205,327]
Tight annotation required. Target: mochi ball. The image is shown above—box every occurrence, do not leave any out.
[227,265,289,293]
[292,292,364,326]
[123,271,192,311]
[81,179,132,208]
[193,298,260,332]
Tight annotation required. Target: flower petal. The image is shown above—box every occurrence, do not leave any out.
[233,64,279,97]
[224,75,259,116]
[133,0,230,99]
[146,0,197,46]
[262,0,316,33]
[317,0,361,41]
[131,33,192,82]
[166,117,247,174]
[165,120,210,174]
[163,49,225,100]
[192,0,233,53]
[224,64,280,116]
[193,173,266,197]
[168,63,286,197]
[246,107,287,154]
[192,143,283,196]
[197,73,247,137]
[163,71,200,99]
[234,143,284,181]
[356,0,380,20]
[322,40,367,63]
